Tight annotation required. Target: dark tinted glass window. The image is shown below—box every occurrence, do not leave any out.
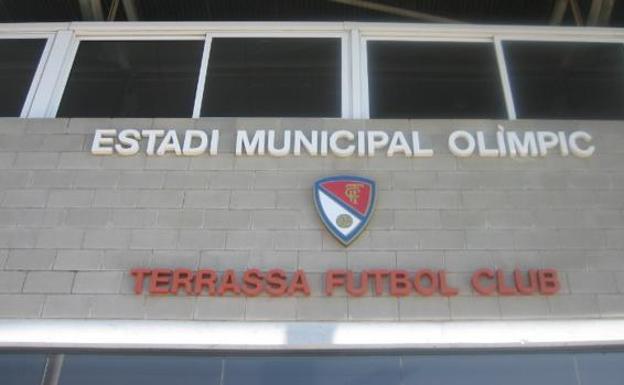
[577,352,624,385]
[58,354,222,385]
[0,39,46,117]
[201,38,341,117]
[224,356,400,385]
[57,40,203,118]
[0,353,47,385]
[504,41,624,119]
[367,41,506,119]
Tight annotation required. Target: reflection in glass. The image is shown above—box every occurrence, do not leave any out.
[367,41,507,119]
[0,39,46,117]
[57,41,203,117]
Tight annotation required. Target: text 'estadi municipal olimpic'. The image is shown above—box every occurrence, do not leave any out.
[1,1,624,384]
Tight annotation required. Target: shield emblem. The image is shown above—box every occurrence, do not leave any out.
[313,175,376,246]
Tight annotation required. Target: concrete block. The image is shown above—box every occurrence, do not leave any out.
[184,191,230,208]
[164,171,209,189]
[392,171,436,190]
[43,295,93,318]
[419,230,465,250]
[110,209,158,228]
[94,190,139,208]
[118,171,164,189]
[58,152,101,169]
[439,210,486,229]
[84,229,131,249]
[23,271,75,293]
[548,295,600,318]
[157,209,204,228]
[348,297,399,320]
[54,250,102,270]
[73,272,123,294]
[0,295,44,318]
[144,157,190,171]
[230,191,276,209]
[0,171,31,188]
[274,231,323,250]
[449,297,501,320]
[513,230,560,250]
[245,297,297,320]
[486,210,534,229]
[347,252,396,270]
[466,230,514,250]
[35,229,84,249]
[200,251,250,271]
[14,152,58,169]
[226,231,273,250]
[395,210,440,229]
[130,229,178,250]
[559,229,605,250]
[0,271,26,293]
[399,297,450,320]
[65,208,110,227]
[145,296,195,320]
[416,191,460,209]
[92,295,145,319]
[376,191,416,209]
[247,251,297,271]
[461,191,507,209]
[498,297,549,319]
[178,230,226,250]
[73,170,120,188]
[298,251,346,272]
[195,297,246,320]
[102,250,150,270]
[209,172,254,190]
[297,297,347,320]
[137,191,184,208]
[2,190,47,208]
[47,190,93,207]
[204,210,250,230]
[252,210,299,230]
[5,250,56,270]
[598,295,624,317]
[253,172,300,189]
[397,251,444,270]
[567,271,618,294]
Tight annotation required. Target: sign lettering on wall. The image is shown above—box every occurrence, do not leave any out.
[91,126,595,158]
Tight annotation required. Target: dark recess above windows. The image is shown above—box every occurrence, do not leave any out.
[0,0,623,27]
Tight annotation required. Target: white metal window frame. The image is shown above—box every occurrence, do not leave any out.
[1,22,623,120]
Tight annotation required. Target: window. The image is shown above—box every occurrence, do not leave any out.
[201,38,341,117]
[57,40,204,118]
[0,39,46,117]
[58,354,222,385]
[503,41,624,119]
[367,41,507,119]
[0,353,47,385]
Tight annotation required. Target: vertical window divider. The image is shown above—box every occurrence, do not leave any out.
[20,35,54,118]
[494,36,517,120]
[341,32,353,118]
[28,30,76,118]
[193,34,212,119]
[360,36,370,119]
[347,29,361,119]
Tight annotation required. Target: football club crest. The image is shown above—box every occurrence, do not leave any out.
[313,175,376,246]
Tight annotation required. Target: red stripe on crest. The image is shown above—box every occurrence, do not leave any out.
[321,180,371,215]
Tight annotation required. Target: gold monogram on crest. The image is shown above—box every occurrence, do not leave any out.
[344,183,363,204]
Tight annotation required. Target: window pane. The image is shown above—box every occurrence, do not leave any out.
[402,353,578,385]
[201,38,341,117]
[577,352,624,385]
[58,354,222,385]
[0,39,46,117]
[0,353,47,385]
[504,41,624,119]
[223,356,401,385]
[367,41,506,119]
[57,40,203,118]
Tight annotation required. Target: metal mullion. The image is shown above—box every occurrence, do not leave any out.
[192,34,212,118]
[494,37,517,120]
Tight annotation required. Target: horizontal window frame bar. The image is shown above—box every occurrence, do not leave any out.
[0,319,624,351]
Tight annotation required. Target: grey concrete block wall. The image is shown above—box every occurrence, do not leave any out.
[0,118,623,321]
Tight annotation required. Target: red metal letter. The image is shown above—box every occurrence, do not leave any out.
[439,270,459,297]
[471,268,495,296]
[389,270,411,297]
[413,269,438,297]
[538,269,560,295]
[130,268,151,294]
[149,269,172,295]
[325,270,346,296]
